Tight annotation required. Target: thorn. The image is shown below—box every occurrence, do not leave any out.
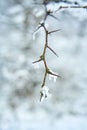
[47,46,58,57]
[48,70,61,78]
[49,14,59,21]
[52,73,61,78]
[33,25,42,33]
[48,29,61,34]
[32,59,42,64]
[33,22,45,34]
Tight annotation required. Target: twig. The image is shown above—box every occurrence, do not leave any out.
[55,5,87,12]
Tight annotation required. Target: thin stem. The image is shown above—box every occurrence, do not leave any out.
[55,5,87,12]
[41,24,61,88]
[41,71,47,87]
[41,25,49,88]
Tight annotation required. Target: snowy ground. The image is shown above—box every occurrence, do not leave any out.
[0,0,87,130]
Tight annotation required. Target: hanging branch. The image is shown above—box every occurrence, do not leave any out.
[33,0,87,101]
[33,21,60,101]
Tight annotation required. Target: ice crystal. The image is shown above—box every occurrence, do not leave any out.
[49,74,57,82]
[40,86,50,102]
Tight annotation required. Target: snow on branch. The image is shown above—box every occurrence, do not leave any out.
[33,0,87,101]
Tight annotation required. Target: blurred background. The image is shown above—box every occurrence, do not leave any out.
[0,0,87,130]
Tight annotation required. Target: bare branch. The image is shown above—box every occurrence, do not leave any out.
[55,5,87,12]
[33,1,87,101]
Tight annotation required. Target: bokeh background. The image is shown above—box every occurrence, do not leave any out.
[0,0,87,130]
